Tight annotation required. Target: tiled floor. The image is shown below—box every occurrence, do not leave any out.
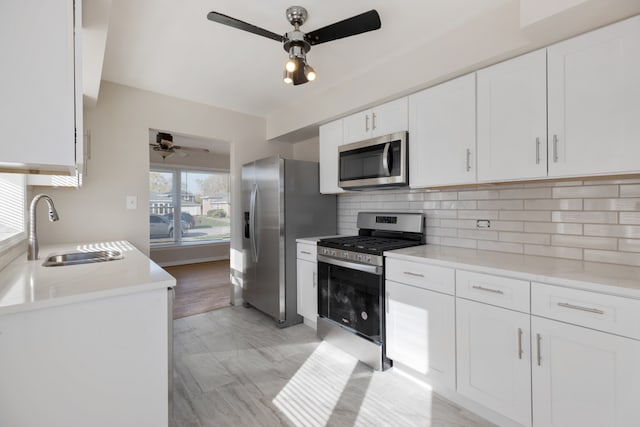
[172,306,495,427]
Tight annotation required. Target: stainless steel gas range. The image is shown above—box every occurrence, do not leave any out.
[316,212,425,370]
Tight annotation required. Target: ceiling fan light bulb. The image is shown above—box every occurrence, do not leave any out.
[283,69,293,84]
[305,65,316,81]
[285,59,297,72]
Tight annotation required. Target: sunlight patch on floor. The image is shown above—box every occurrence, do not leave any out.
[273,341,358,427]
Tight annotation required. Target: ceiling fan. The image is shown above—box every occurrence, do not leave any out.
[149,132,210,159]
[207,6,382,85]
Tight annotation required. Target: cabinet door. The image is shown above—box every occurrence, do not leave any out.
[386,280,455,388]
[371,97,408,137]
[477,49,547,182]
[296,259,317,323]
[319,120,345,194]
[0,0,77,172]
[457,298,532,427]
[548,15,640,177]
[409,74,476,187]
[531,316,640,427]
[343,110,372,144]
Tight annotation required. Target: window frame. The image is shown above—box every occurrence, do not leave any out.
[149,164,230,247]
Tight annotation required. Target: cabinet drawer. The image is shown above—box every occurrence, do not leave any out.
[296,243,317,262]
[532,282,640,340]
[385,258,454,295]
[456,270,530,313]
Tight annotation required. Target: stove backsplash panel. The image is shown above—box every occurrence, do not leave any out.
[337,177,640,267]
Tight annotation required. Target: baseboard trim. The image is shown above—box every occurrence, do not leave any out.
[156,255,230,267]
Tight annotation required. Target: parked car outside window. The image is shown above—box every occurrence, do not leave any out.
[150,214,186,238]
[164,212,195,229]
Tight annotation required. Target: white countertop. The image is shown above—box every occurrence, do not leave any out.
[296,235,343,244]
[0,241,176,316]
[385,245,640,299]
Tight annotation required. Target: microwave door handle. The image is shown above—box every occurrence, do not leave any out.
[382,142,391,176]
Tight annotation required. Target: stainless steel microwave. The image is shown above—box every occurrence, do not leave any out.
[339,131,408,190]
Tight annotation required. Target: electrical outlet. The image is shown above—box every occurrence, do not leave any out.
[126,196,138,210]
[476,219,491,229]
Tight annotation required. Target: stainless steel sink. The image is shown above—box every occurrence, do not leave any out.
[42,250,124,267]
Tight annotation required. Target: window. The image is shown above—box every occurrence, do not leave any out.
[0,173,26,249]
[149,168,230,246]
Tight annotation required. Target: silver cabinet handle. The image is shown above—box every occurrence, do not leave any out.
[536,333,542,366]
[471,285,504,294]
[557,302,604,315]
[372,112,377,130]
[403,271,424,278]
[365,114,370,132]
[535,137,540,165]
[517,328,523,360]
[466,148,472,172]
[385,291,389,313]
[300,251,311,255]
[312,272,317,288]
[553,134,559,163]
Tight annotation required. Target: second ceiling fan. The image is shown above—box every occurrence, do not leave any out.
[207,6,382,85]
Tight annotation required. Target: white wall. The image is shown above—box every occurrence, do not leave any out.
[36,81,293,257]
[266,0,640,141]
[292,136,319,162]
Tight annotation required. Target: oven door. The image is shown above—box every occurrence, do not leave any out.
[339,131,408,189]
[317,255,384,343]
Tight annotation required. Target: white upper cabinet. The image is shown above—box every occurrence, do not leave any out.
[477,49,547,182]
[409,74,476,188]
[319,120,345,194]
[548,15,640,178]
[343,97,408,144]
[0,0,82,175]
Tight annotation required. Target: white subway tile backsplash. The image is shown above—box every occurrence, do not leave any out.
[524,222,583,235]
[499,232,550,245]
[458,190,500,200]
[524,199,583,210]
[499,211,551,222]
[583,250,640,267]
[552,185,619,199]
[478,200,524,210]
[477,240,523,254]
[525,245,583,260]
[551,235,618,250]
[583,198,640,211]
[619,212,640,225]
[337,177,640,266]
[499,188,551,199]
[551,211,617,224]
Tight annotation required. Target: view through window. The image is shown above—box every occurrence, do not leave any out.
[149,168,230,245]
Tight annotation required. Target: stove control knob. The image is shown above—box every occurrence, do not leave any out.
[366,256,372,264]
[356,254,363,262]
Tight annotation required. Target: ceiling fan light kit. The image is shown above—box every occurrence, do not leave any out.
[207,6,381,86]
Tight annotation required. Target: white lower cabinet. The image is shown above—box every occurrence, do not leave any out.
[456,298,532,427]
[531,316,640,427]
[385,279,455,388]
[296,243,318,327]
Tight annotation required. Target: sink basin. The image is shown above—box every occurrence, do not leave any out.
[42,250,124,267]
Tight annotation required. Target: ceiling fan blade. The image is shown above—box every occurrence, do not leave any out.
[305,10,381,46]
[207,11,285,43]
[174,146,210,153]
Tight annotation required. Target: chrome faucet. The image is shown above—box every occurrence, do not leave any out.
[28,194,60,261]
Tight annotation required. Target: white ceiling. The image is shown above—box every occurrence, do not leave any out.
[102,0,511,117]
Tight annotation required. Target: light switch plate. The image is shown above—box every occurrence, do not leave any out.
[126,196,137,210]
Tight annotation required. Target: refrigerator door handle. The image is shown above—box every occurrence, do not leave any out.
[249,184,259,262]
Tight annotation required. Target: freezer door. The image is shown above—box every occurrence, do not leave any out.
[241,162,257,306]
[243,157,284,320]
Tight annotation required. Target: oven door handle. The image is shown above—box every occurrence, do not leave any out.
[318,255,383,275]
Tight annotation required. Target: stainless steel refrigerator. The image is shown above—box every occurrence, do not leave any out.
[242,156,336,327]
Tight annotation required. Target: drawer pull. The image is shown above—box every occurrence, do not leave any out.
[472,285,504,295]
[300,251,312,255]
[403,271,424,278]
[517,328,523,360]
[557,302,604,315]
[536,333,542,366]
